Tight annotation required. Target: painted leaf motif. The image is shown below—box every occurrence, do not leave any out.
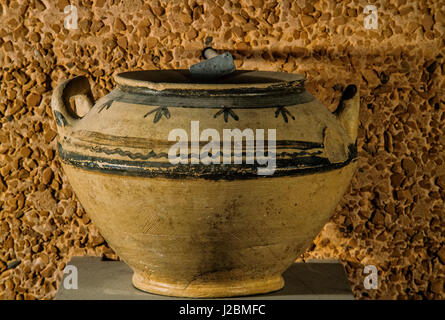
[213,107,239,123]
[144,106,171,123]
[98,100,114,113]
[275,107,295,123]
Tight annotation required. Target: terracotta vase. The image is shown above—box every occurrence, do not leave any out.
[51,70,359,298]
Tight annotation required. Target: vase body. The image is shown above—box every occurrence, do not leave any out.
[52,70,359,297]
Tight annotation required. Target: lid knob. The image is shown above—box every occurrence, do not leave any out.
[189,47,236,80]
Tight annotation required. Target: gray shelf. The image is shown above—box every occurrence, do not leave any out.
[56,256,353,300]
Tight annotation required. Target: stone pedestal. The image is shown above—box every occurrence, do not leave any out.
[55,256,354,300]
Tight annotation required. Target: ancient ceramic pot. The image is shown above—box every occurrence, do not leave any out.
[51,70,359,298]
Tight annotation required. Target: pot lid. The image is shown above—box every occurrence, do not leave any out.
[115,70,305,91]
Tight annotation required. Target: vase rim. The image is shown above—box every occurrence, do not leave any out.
[115,70,305,91]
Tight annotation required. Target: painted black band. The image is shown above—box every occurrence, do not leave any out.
[57,143,357,181]
[106,85,315,109]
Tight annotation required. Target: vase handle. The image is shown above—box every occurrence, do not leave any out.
[334,84,360,142]
[51,76,94,137]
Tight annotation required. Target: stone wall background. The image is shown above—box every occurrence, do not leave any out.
[0,0,444,299]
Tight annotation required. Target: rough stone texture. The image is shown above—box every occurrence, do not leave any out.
[0,0,444,300]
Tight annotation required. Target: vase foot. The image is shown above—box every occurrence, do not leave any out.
[132,272,284,298]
